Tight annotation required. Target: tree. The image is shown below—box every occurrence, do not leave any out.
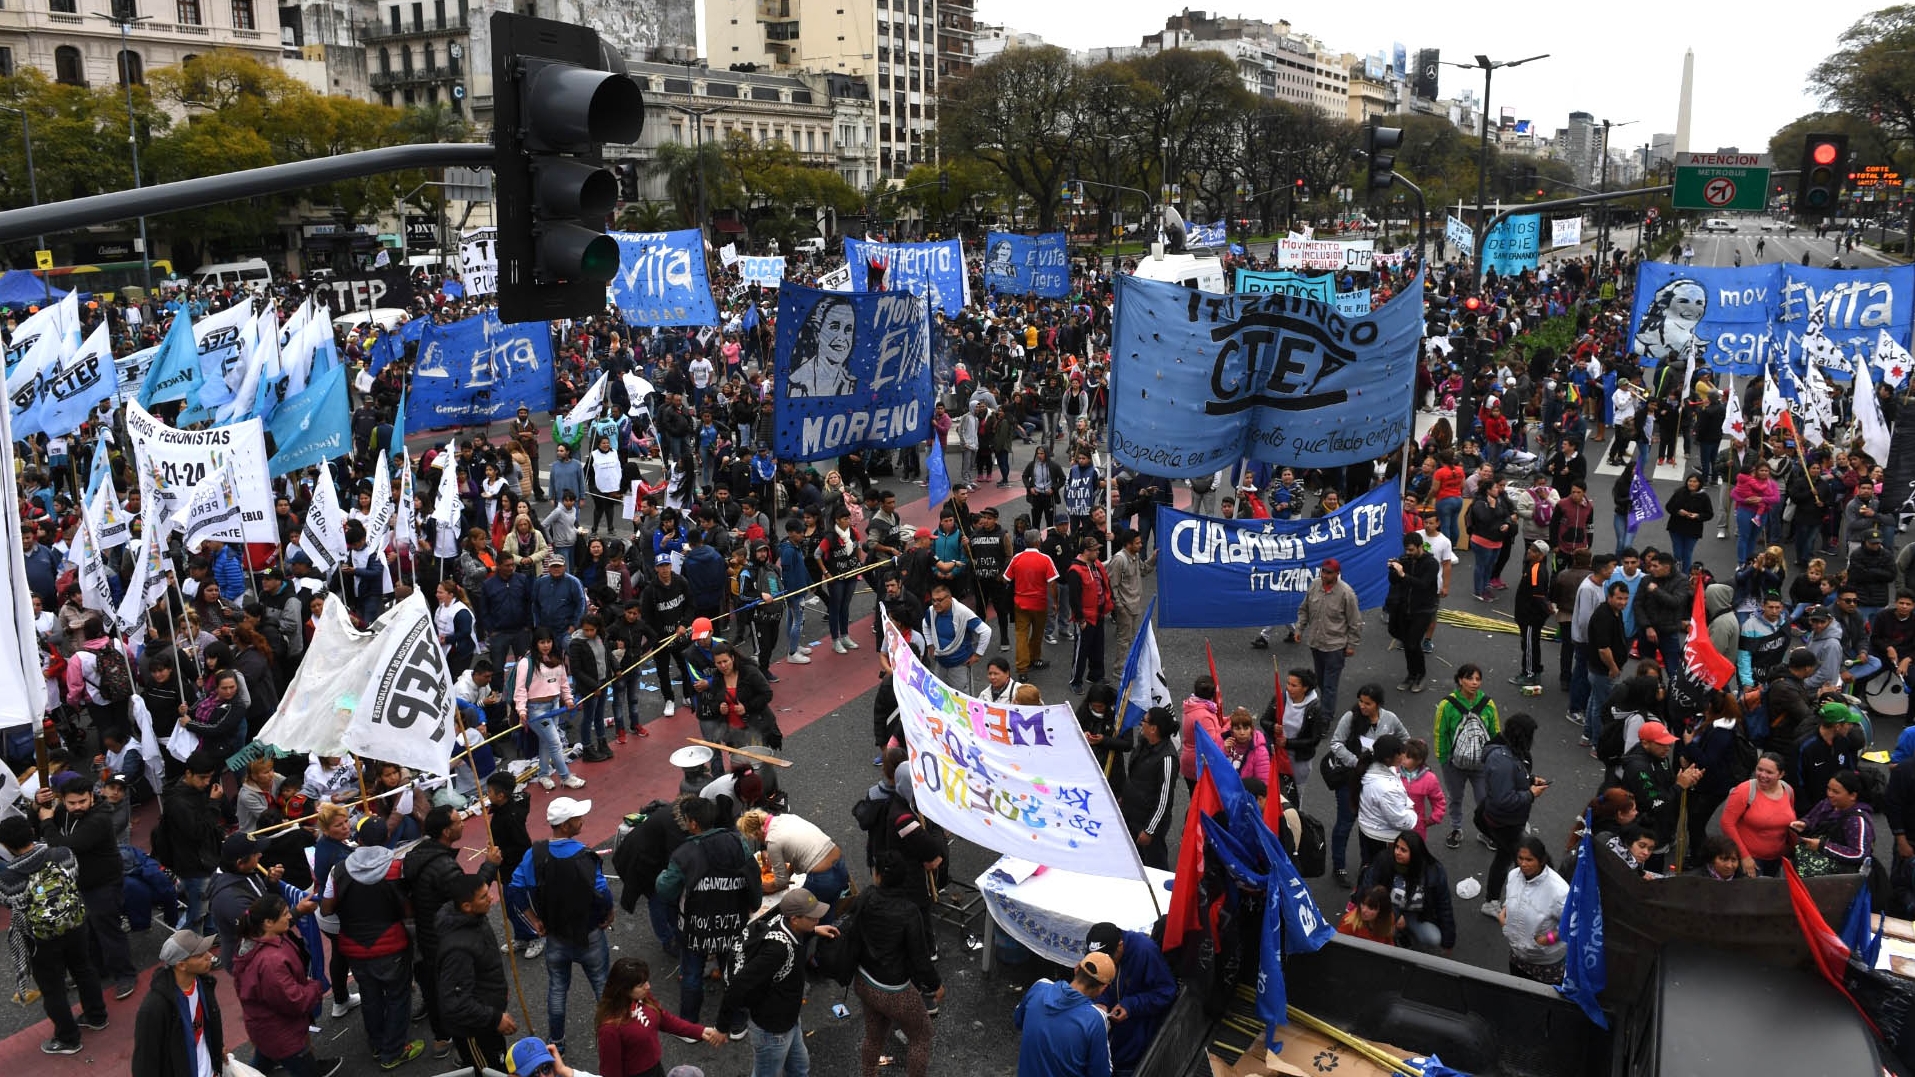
[616,200,681,231]
[646,139,726,230]
[939,46,1084,230]
[1812,7,1915,146]
[1124,48,1251,208]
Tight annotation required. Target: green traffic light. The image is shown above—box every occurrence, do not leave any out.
[579,234,620,283]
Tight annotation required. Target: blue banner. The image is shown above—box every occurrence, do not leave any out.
[1234,269,1333,303]
[1628,261,1915,379]
[1186,221,1227,249]
[1556,814,1610,1029]
[1482,214,1541,276]
[1153,486,1400,629]
[609,229,719,327]
[772,283,931,461]
[844,237,968,316]
[267,360,351,475]
[1337,289,1372,317]
[1107,271,1422,478]
[982,232,1069,298]
[406,312,556,432]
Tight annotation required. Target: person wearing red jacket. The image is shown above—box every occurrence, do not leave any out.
[1479,398,1513,468]
[1064,537,1113,693]
[595,957,724,1076]
[232,894,337,1077]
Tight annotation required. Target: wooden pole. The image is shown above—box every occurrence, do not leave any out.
[455,713,536,1039]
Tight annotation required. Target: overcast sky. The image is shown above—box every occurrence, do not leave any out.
[952,1,1887,153]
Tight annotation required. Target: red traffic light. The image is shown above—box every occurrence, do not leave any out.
[1536,188,1545,197]
[1464,296,1482,311]
[1812,141,1840,166]
[1295,178,1304,187]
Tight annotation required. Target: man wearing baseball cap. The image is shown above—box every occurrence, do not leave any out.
[1084,921,1175,1076]
[506,797,614,1056]
[133,930,225,1076]
[720,888,840,1075]
[1260,555,1362,722]
[1015,948,1115,1077]
[1613,720,1702,867]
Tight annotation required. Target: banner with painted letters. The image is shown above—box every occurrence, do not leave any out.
[1106,271,1423,478]
[1626,261,1915,379]
[1153,486,1400,628]
[982,232,1070,298]
[1234,269,1333,303]
[406,311,555,431]
[458,227,498,298]
[167,462,246,552]
[342,593,457,776]
[1551,216,1584,249]
[1445,215,1474,252]
[817,264,852,292]
[1185,221,1227,249]
[881,612,1143,881]
[738,256,786,288]
[124,399,276,543]
[1482,214,1542,276]
[843,237,969,316]
[1275,238,1372,271]
[608,230,719,327]
[772,283,932,461]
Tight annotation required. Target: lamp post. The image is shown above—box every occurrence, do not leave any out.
[1597,118,1637,260]
[667,54,723,245]
[0,105,49,302]
[1445,52,1548,286]
[95,11,154,292]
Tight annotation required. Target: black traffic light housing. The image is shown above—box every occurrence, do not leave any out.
[1363,122,1402,191]
[492,13,645,324]
[615,158,640,203]
[938,170,950,195]
[1797,133,1849,218]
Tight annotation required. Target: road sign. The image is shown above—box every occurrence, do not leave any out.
[33,249,51,270]
[1672,151,1772,213]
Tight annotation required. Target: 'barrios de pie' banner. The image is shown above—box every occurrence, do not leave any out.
[881,613,1143,881]
[1153,486,1401,628]
[772,283,931,461]
[1106,270,1422,478]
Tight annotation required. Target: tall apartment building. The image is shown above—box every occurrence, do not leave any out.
[706,0,939,179]
[0,0,284,90]
[1119,10,1349,118]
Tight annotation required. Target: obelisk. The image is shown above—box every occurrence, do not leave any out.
[1675,49,1694,154]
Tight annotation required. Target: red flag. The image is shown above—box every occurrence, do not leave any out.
[1267,659,1293,831]
[1682,571,1736,690]
[1205,639,1222,713]
[1162,769,1220,955]
[1783,860,1878,1034]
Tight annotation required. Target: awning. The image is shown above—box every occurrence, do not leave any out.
[712,219,746,235]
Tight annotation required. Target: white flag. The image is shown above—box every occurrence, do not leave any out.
[1762,365,1790,434]
[1723,375,1747,446]
[1855,343,1893,465]
[168,463,246,553]
[1802,362,1840,446]
[373,247,391,269]
[70,515,119,627]
[216,307,277,424]
[301,461,349,575]
[85,465,131,550]
[1874,328,1914,391]
[430,452,462,531]
[395,450,418,549]
[255,598,362,756]
[3,289,80,369]
[565,373,609,429]
[342,592,458,776]
[364,450,395,555]
[127,695,167,799]
[116,517,174,640]
[2,386,48,732]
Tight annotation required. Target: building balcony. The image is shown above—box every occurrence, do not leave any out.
[371,66,458,88]
[361,15,466,41]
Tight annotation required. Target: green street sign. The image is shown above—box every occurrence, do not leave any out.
[1672,152,1773,213]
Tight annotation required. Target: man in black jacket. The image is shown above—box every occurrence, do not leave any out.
[640,555,698,719]
[723,890,840,1074]
[610,794,690,956]
[655,796,758,1031]
[157,752,225,934]
[849,851,942,1057]
[853,747,949,959]
[132,931,223,1077]
[1632,549,1691,673]
[1386,533,1442,693]
[0,816,108,1054]
[403,806,503,1059]
[38,776,138,997]
[435,873,516,1071]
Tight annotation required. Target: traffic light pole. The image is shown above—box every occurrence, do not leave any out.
[0,142,493,244]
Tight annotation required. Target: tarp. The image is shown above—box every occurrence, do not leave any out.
[0,270,63,308]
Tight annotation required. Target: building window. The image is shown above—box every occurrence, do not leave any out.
[54,45,83,85]
[0,48,11,77]
[433,0,444,26]
[176,0,200,22]
[387,5,399,32]
[232,0,253,28]
[379,46,390,72]
[411,1,422,30]
[117,49,142,83]
[50,0,78,12]
[423,42,433,69]
[401,46,413,73]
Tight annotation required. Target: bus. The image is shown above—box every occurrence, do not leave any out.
[37,258,176,302]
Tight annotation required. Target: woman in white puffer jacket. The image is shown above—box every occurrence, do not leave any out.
[1355,732,1421,870]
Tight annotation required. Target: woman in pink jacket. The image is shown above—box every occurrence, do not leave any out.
[1177,676,1223,789]
[232,894,331,1076]
[1731,463,1781,567]
[1221,707,1271,784]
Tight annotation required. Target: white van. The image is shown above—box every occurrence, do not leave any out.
[195,258,273,289]
[1700,218,1736,233]
[1130,250,1227,294]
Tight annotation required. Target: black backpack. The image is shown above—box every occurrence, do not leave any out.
[811,891,863,987]
[1291,811,1328,879]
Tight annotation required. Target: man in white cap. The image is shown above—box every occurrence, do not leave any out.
[721,889,840,1076]
[132,930,225,1076]
[506,797,613,1057]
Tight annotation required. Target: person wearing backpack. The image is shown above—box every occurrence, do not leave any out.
[849,850,942,1077]
[62,613,133,733]
[1677,690,1747,868]
[1432,664,1501,852]
[1722,752,1796,877]
[1475,715,1548,919]
[507,797,615,1056]
[0,815,108,1055]
[654,795,756,1036]
[38,775,139,999]
[320,817,426,1071]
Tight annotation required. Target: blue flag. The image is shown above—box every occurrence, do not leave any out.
[1198,811,1266,889]
[1840,882,1883,967]
[407,312,556,432]
[441,279,465,299]
[742,302,761,331]
[843,237,969,315]
[1625,451,1664,529]
[1192,721,1259,837]
[367,328,403,376]
[925,429,951,509]
[267,361,350,476]
[1117,597,1171,734]
[1556,813,1610,1029]
[771,283,931,461]
[1256,821,1334,1050]
[84,439,111,501]
[389,390,408,462]
[136,309,201,409]
[981,232,1069,297]
[608,230,719,327]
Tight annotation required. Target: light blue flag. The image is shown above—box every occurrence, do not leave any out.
[33,321,117,439]
[925,431,951,510]
[85,439,111,501]
[136,309,200,409]
[267,361,350,476]
[1117,596,1170,734]
[1556,813,1610,1028]
[389,390,407,462]
[1254,820,1335,1052]
[367,328,403,376]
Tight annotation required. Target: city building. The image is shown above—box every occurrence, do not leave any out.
[934,0,970,98]
[359,0,474,112]
[1346,55,1397,124]
[1559,110,1601,188]
[705,0,940,179]
[1081,9,1351,118]
[0,0,285,91]
[971,20,1044,65]
[277,0,375,98]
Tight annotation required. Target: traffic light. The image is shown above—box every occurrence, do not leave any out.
[491,13,645,324]
[1363,122,1402,191]
[939,170,950,195]
[1796,133,1849,218]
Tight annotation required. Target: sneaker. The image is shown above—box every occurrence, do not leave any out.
[729,1023,750,1041]
[844,637,860,650]
[787,652,812,665]
[380,1041,426,1070]
[524,938,545,959]
[798,645,814,657]
[834,638,849,653]
[673,1034,701,1044]
[1480,899,1504,918]
[1333,869,1350,887]
[1031,659,1051,670]
[114,979,137,1000]
[316,1059,346,1077]
[1579,735,1592,746]
[617,731,628,745]
[561,776,587,789]
[432,1040,454,1060]
[1409,677,1427,693]
[1445,831,1462,850]
[663,700,677,718]
[1478,832,1498,852]
[1507,674,1530,686]
[1397,679,1414,692]
[1251,635,1270,650]
[40,1039,81,1056]
[1715,529,1726,540]
[76,1015,108,1031]
[331,992,363,1018]
[1069,681,1085,694]
[1489,579,1508,591]
[634,724,650,738]
[538,776,556,791]
[873,754,883,766]
[765,672,780,683]
[997,642,1007,653]
[1421,638,1434,653]
[1476,592,1493,603]
[1044,633,1058,645]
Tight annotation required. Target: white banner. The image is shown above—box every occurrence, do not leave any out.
[168,463,247,553]
[116,517,172,639]
[342,593,458,776]
[71,515,119,627]
[301,461,349,575]
[459,227,498,298]
[125,399,276,542]
[881,614,1142,881]
[719,242,739,268]
[739,255,787,288]
[395,449,417,549]
[1551,216,1584,249]
[1445,215,1474,252]
[817,264,852,292]
[112,344,160,408]
[256,595,392,756]
[85,470,130,550]
[364,451,394,555]
[1275,237,1373,271]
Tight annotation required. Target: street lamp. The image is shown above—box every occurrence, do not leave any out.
[95,11,154,292]
[1597,118,1638,258]
[666,54,723,244]
[1444,52,1548,283]
[0,105,49,302]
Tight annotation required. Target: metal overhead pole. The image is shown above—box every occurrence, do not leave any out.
[1448,53,1548,288]
[97,11,154,291]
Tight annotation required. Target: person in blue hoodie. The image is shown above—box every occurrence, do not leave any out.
[679,529,729,621]
[1083,922,1175,1077]
[1014,950,1113,1077]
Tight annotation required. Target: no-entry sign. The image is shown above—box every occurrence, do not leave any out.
[1673,152,1772,213]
